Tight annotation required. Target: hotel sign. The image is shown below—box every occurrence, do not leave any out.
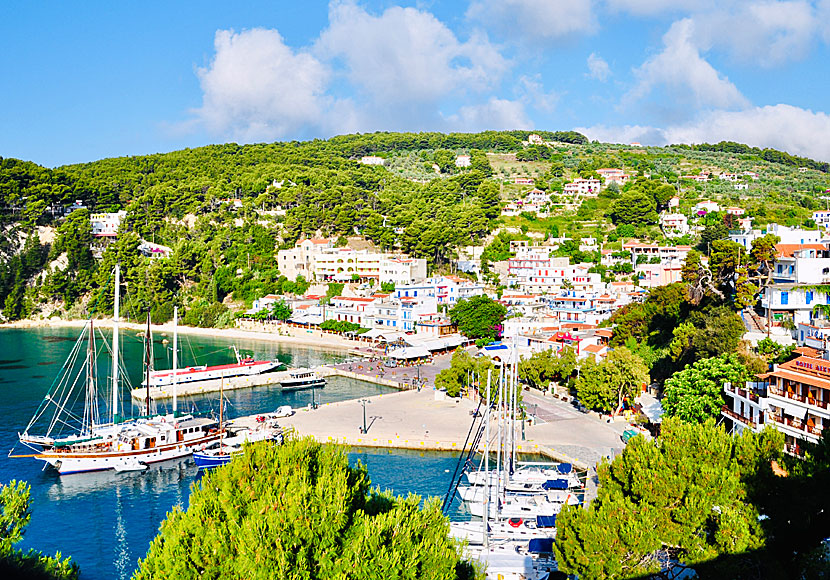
[795,360,830,376]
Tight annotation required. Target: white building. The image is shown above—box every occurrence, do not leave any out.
[564,178,601,196]
[527,134,544,145]
[692,200,720,214]
[813,211,830,229]
[731,224,822,251]
[313,249,427,284]
[394,275,485,307]
[622,242,691,266]
[659,213,689,236]
[277,238,333,281]
[761,243,830,326]
[525,189,551,204]
[360,156,385,166]
[455,155,471,168]
[90,211,126,237]
[595,168,630,186]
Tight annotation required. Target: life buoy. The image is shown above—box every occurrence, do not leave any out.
[508,518,522,528]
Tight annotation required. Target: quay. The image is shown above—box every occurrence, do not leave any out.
[236,388,628,472]
[128,365,421,401]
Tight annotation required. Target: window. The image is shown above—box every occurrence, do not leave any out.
[807,291,814,304]
[781,291,789,305]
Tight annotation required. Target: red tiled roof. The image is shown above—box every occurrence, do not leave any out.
[775,244,826,257]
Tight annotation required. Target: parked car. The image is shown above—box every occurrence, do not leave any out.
[273,405,295,418]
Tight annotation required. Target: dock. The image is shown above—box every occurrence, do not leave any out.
[129,366,417,401]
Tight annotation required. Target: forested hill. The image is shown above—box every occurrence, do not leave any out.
[0,130,828,325]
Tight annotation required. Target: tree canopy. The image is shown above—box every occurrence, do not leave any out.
[0,480,78,580]
[662,354,750,423]
[574,347,649,413]
[448,295,506,342]
[135,437,477,580]
[554,419,784,580]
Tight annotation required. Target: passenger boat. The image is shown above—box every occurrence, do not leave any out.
[279,368,326,391]
[13,265,221,474]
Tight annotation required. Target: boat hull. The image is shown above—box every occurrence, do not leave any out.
[192,452,235,469]
[35,433,220,475]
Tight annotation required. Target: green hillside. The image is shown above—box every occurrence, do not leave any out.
[0,131,828,323]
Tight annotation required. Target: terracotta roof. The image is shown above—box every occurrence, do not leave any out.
[769,368,830,390]
[775,244,826,257]
[794,346,822,357]
[595,329,613,337]
[583,344,606,353]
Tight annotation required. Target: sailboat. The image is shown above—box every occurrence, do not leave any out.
[13,265,221,475]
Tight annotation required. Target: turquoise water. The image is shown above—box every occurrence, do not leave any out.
[0,327,462,579]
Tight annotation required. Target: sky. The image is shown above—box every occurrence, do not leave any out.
[3,0,830,167]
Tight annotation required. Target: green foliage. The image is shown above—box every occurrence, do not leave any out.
[0,480,79,579]
[380,282,396,293]
[574,347,649,413]
[323,283,345,304]
[319,319,365,334]
[554,419,784,580]
[448,295,506,341]
[434,349,493,397]
[135,437,477,580]
[517,348,576,391]
[663,354,749,423]
[182,302,230,328]
[609,190,657,226]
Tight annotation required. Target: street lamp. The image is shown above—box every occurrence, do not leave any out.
[359,398,371,433]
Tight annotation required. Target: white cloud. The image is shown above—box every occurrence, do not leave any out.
[317,1,508,104]
[577,104,830,162]
[466,0,596,40]
[192,28,350,141]
[443,98,532,131]
[697,1,817,67]
[586,53,610,82]
[603,0,713,16]
[820,0,830,43]
[517,75,559,112]
[625,19,749,111]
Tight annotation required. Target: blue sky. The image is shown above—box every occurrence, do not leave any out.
[3,0,830,167]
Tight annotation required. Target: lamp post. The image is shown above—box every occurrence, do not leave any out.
[359,398,370,433]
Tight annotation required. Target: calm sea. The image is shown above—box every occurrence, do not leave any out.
[0,327,462,579]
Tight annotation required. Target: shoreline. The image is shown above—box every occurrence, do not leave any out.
[0,318,362,354]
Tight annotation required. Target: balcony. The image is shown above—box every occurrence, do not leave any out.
[724,383,764,404]
[768,414,824,438]
[768,385,829,411]
[721,405,758,429]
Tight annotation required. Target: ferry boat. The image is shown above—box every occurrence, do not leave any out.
[143,346,283,389]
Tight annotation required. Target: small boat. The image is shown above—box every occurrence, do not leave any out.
[193,429,282,469]
[113,458,148,472]
[279,369,326,391]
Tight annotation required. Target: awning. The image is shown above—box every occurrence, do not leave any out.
[288,314,324,325]
[361,328,386,339]
[388,346,431,360]
[541,479,568,490]
[773,398,809,420]
[527,538,555,553]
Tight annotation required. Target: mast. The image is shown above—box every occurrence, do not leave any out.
[172,306,178,416]
[483,368,491,549]
[85,318,96,435]
[112,264,120,423]
[144,309,152,417]
[219,375,224,451]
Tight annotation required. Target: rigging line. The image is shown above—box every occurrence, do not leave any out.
[23,324,88,433]
[45,330,90,436]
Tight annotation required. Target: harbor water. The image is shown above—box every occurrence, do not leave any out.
[0,327,462,579]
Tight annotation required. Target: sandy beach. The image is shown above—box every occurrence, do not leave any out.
[0,317,362,353]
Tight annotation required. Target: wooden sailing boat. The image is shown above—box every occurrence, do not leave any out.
[13,266,221,475]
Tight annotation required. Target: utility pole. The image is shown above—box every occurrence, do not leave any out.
[359,398,370,433]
